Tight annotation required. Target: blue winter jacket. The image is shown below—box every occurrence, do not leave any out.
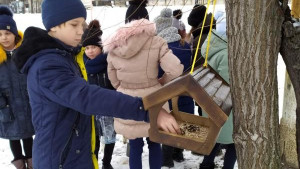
[159,41,194,114]
[13,27,148,169]
[0,31,34,140]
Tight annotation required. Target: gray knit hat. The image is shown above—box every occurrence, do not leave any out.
[154,8,173,34]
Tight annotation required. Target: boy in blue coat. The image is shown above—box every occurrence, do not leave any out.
[12,0,180,169]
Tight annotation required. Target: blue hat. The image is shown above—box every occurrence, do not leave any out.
[42,0,87,31]
[0,6,18,36]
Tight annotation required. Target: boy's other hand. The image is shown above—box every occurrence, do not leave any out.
[157,108,180,135]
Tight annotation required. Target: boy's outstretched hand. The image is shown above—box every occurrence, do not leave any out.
[157,108,181,135]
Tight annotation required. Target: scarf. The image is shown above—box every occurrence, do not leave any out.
[83,53,108,74]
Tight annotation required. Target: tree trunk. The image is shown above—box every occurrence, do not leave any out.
[280,20,300,166]
[226,0,284,168]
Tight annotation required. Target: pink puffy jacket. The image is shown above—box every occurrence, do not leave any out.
[103,19,183,139]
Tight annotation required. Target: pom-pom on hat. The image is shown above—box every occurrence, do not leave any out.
[82,20,103,47]
[0,6,18,36]
[42,0,87,31]
[154,8,173,34]
[173,9,182,20]
[188,5,207,27]
[125,0,149,23]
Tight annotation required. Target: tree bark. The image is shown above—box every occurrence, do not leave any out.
[280,21,300,166]
[226,0,284,168]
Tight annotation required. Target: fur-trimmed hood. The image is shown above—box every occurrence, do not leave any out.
[0,31,23,64]
[12,27,73,72]
[103,19,156,58]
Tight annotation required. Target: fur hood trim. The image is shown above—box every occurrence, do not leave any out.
[0,31,23,64]
[103,19,156,53]
[12,27,71,71]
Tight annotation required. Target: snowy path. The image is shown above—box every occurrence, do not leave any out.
[0,135,236,169]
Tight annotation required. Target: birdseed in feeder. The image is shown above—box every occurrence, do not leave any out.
[179,122,209,142]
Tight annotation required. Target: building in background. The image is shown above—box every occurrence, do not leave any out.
[0,0,228,13]
[27,0,41,13]
[0,0,28,13]
[9,0,25,13]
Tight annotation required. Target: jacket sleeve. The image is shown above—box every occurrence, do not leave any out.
[107,54,120,89]
[158,40,184,85]
[213,51,230,83]
[37,57,149,122]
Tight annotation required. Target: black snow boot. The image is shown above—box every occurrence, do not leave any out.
[102,143,115,169]
[162,145,174,168]
[199,162,215,169]
[172,147,184,162]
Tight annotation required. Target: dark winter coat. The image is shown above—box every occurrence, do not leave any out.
[0,31,34,140]
[125,0,149,23]
[13,27,149,169]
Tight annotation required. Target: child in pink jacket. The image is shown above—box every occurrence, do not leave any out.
[104,19,183,169]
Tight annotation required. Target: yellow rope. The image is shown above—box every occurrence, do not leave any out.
[203,0,217,67]
[190,0,217,73]
[190,1,211,74]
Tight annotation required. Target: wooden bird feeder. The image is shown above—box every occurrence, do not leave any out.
[142,65,232,155]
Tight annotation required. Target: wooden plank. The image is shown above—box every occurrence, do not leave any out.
[188,82,228,127]
[192,66,204,76]
[221,94,232,116]
[204,78,223,96]
[212,97,222,106]
[198,72,215,87]
[213,84,230,107]
[193,68,210,81]
[143,75,190,110]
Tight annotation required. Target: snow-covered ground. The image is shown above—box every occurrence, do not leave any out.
[0,4,286,169]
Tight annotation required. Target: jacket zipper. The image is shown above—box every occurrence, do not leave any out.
[103,73,107,87]
[59,113,80,169]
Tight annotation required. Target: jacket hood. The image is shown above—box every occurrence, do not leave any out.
[12,27,69,72]
[201,31,227,59]
[0,31,23,64]
[103,19,155,58]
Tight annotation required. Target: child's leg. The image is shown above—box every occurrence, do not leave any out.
[99,116,116,166]
[146,137,162,169]
[222,143,237,169]
[162,145,174,167]
[200,143,221,168]
[9,139,24,161]
[102,143,115,166]
[129,138,144,169]
[21,137,33,169]
[95,135,100,160]
[172,147,184,162]
[22,137,33,159]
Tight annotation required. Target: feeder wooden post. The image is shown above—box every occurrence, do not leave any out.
[291,0,300,18]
